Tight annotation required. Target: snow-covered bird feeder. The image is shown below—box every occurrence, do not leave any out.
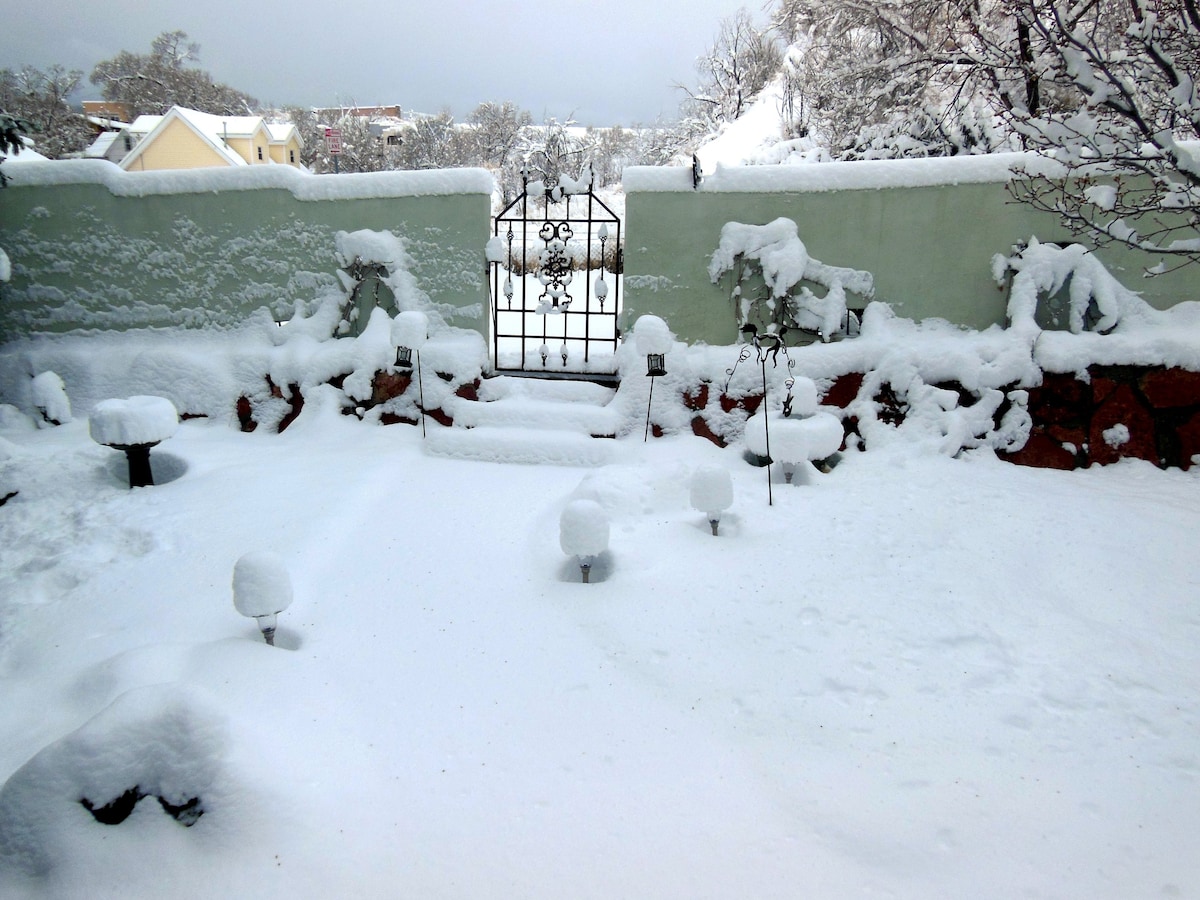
[88,396,179,488]
[232,551,293,646]
[690,465,734,536]
[559,499,609,583]
[744,408,844,484]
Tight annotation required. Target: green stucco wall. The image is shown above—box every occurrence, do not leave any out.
[0,163,492,343]
[622,160,1195,345]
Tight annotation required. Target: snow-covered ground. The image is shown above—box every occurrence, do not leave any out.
[1,365,1198,898]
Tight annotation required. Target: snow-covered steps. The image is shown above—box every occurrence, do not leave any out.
[426,375,621,467]
[424,426,617,467]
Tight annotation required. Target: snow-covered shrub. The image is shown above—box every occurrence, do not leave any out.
[690,465,734,535]
[559,499,609,583]
[30,371,71,427]
[232,551,293,646]
[708,218,874,342]
[89,396,179,488]
[995,237,1158,337]
[0,685,227,879]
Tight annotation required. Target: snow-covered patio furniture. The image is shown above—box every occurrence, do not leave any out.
[88,396,179,488]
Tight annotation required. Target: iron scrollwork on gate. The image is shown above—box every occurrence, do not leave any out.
[491,167,621,374]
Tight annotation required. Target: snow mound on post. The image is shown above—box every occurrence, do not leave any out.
[559,499,610,558]
[690,465,734,517]
[232,552,294,618]
[88,396,178,447]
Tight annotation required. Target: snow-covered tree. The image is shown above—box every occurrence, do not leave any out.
[0,66,92,159]
[680,8,783,128]
[1003,0,1200,270]
[90,31,258,118]
[0,110,32,187]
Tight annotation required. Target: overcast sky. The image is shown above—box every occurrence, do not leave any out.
[3,0,762,125]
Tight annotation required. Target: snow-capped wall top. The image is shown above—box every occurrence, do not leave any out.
[0,158,495,199]
[624,152,1064,194]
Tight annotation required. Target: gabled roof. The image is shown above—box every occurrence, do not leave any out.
[84,131,121,158]
[120,107,247,170]
[266,122,304,148]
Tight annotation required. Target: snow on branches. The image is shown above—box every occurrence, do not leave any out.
[1006,0,1200,270]
[708,217,874,341]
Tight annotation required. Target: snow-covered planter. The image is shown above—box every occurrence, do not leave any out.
[88,396,179,488]
[744,408,844,483]
[690,466,734,535]
[232,551,293,646]
[30,371,71,427]
[559,499,609,583]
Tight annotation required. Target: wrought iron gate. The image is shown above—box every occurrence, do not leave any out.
[490,172,622,375]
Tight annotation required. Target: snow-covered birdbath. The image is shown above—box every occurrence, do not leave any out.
[744,407,844,485]
[88,396,179,488]
[690,466,734,535]
[232,551,293,646]
[560,499,609,583]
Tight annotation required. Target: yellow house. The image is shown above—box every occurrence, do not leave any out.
[119,107,304,171]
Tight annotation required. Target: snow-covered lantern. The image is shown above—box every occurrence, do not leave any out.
[232,551,293,646]
[690,465,733,536]
[634,315,672,378]
[559,499,609,583]
[391,310,428,370]
[391,311,430,436]
[633,315,673,441]
[88,396,179,489]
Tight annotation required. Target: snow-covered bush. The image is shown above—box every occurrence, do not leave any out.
[30,371,71,427]
[559,499,609,583]
[0,685,227,878]
[690,465,734,535]
[995,238,1158,337]
[88,396,179,488]
[708,218,874,342]
[232,551,293,646]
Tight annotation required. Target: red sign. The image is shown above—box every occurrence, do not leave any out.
[324,127,342,155]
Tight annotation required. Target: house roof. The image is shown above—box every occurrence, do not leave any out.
[120,107,247,170]
[83,132,122,158]
[266,122,304,147]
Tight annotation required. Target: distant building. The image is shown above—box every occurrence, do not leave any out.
[313,104,402,121]
[118,107,304,171]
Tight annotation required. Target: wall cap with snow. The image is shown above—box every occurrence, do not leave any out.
[623,152,1068,194]
[0,158,496,200]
